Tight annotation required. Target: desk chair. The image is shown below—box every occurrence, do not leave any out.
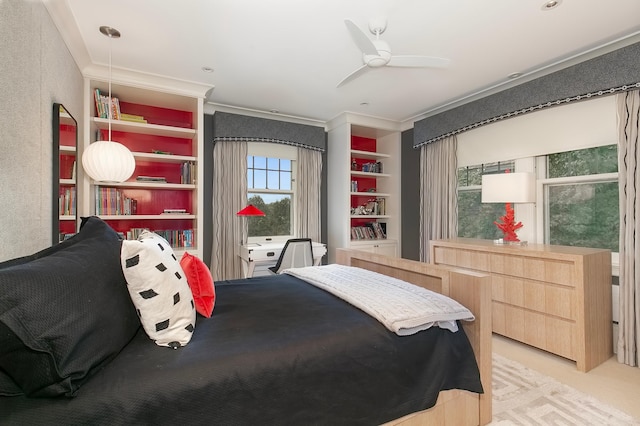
[268,238,314,274]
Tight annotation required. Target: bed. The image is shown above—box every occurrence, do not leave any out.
[0,223,491,425]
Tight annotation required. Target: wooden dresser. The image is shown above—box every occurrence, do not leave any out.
[430,238,612,372]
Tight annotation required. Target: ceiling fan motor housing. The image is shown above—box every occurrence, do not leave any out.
[364,39,391,67]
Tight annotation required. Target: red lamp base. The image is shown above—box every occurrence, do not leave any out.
[494,203,523,242]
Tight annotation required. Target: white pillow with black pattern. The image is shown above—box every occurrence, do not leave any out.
[121,231,196,348]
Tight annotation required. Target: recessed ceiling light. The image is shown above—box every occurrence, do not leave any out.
[508,72,523,79]
[360,102,369,106]
[270,109,279,113]
[201,66,214,73]
[541,0,562,11]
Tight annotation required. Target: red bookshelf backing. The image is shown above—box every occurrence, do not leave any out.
[119,101,193,129]
[101,130,192,157]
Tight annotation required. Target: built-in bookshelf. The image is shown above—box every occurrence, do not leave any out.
[80,78,208,257]
[327,116,400,262]
[54,104,78,243]
[350,136,391,238]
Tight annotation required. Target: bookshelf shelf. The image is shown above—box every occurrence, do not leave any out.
[97,182,196,190]
[133,152,197,163]
[92,117,197,139]
[350,170,391,178]
[99,214,196,220]
[350,149,390,160]
[350,215,391,219]
[350,191,390,197]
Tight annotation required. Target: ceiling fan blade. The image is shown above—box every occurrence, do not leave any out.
[387,55,450,68]
[336,64,371,88]
[344,19,378,56]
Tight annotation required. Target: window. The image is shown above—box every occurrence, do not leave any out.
[457,161,514,239]
[247,143,296,241]
[542,145,618,252]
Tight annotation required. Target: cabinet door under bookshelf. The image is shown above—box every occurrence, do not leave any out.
[82,79,205,257]
[53,103,78,244]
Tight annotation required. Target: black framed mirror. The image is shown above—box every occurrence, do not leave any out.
[52,103,78,244]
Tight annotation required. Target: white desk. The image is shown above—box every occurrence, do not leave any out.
[237,241,327,278]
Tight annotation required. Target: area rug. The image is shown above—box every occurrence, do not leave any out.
[491,353,640,425]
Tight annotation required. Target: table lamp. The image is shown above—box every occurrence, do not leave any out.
[481,171,534,242]
[236,204,265,245]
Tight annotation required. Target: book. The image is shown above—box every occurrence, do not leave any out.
[94,88,103,118]
[120,113,147,123]
[136,176,167,183]
[163,209,188,214]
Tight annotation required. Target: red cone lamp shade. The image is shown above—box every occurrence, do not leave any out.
[236,204,265,216]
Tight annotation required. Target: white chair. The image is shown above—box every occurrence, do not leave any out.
[268,238,314,274]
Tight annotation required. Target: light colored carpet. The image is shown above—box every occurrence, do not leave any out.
[491,353,640,425]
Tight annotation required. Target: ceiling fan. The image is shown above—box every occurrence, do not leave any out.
[337,17,450,88]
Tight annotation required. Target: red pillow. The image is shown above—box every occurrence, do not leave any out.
[180,252,215,318]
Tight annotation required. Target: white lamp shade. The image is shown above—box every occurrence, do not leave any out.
[82,140,135,183]
[481,172,535,203]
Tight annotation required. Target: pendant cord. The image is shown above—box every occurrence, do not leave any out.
[108,33,112,142]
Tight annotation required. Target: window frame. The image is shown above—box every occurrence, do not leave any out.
[535,155,619,269]
[246,142,297,244]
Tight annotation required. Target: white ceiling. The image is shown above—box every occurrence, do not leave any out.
[46,0,640,126]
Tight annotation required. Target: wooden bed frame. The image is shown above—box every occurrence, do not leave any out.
[336,249,493,426]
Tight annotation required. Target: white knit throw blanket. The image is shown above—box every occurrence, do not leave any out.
[283,264,474,336]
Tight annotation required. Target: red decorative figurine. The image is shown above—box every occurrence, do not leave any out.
[494,202,523,242]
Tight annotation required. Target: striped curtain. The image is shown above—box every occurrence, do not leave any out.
[419,136,458,263]
[211,141,247,281]
[295,147,322,242]
[617,89,640,367]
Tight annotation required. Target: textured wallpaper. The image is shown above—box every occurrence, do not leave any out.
[0,0,83,261]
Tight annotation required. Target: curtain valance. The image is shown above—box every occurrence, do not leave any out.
[212,111,326,152]
[414,41,640,148]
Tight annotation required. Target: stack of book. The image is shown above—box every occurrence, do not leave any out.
[123,229,195,248]
[94,89,147,123]
[95,187,137,215]
[154,229,195,248]
[350,222,386,240]
[370,222,387,239]
[120,113,147,123]
[361,161,383,173]
[59,187,76,216]
[181,161,196,184]
[136,176,167,183]
[94,88,120,120]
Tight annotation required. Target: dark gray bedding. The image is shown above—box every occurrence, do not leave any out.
[0,274,482,425]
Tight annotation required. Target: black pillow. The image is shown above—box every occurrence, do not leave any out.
[0,365,23,397]
[0,216,140,397]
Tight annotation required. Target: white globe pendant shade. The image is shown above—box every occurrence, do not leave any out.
[82,140,135,183]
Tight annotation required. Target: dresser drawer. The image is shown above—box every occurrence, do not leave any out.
[433,246,490,271]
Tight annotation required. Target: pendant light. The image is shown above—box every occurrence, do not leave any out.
[82,26,135,183]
